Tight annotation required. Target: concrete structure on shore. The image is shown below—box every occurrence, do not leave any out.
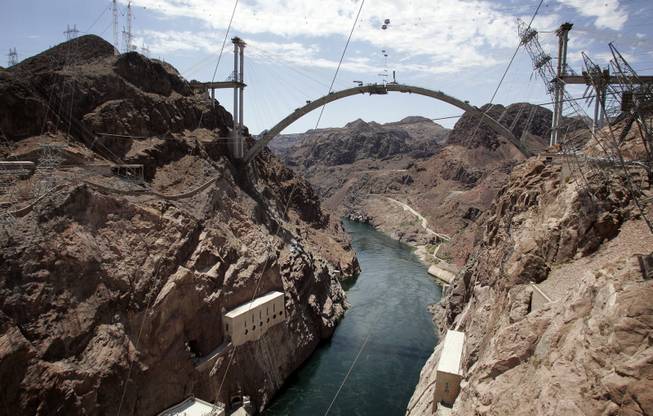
[157,396,225,416]
[433,330,465,410]
[223,291,285,346]
[427,262,458,285]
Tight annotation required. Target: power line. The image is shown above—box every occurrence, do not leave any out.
[429,93,601,122]
[323,331,372,416]
[210,0,239,84]
[314,0,366,129]
[466,0,546,146]
[84,4,111,34]
[488,0,545,104]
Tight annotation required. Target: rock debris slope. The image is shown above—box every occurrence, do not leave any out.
[0,35,358,415]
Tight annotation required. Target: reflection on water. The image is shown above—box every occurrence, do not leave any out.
[265,220,441,416]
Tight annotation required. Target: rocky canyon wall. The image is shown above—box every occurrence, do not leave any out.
[0,35,358,415]
[407,143,653,415]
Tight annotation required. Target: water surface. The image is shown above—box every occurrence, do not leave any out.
[265,220,441,416]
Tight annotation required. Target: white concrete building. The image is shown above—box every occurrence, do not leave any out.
[157,396,225,416]
[223,291,285,346]
[433,330,465,409]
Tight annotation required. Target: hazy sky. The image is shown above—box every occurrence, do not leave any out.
[2,0,652,134]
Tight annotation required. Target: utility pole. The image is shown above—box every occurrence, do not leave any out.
[112,0,119,54]
[550,22,573,146]
[7,48,18,67]
[64,24,80,41]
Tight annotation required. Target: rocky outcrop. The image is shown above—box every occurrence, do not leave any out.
[1,35,231,158]
[0,36,359,415]
[407,154,653,415]
[270,117,449,169]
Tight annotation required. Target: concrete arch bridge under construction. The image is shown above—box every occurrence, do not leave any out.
[243,83,531,163]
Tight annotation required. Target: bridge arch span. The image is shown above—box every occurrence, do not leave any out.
[244,83,530,163]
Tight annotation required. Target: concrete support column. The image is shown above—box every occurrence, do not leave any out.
[239,43,244,129]
[591,69,609,134]
[233,41,239,132]
[550,22,573,146]
[229,37,246,160]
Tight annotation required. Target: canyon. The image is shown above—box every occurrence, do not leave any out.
[1,29,652,416]
[272,101,653,415]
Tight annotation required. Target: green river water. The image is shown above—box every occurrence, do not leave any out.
[265,220,442,416]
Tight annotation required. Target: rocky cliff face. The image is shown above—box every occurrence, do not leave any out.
[0,35,358,415]
[407,136,653,415]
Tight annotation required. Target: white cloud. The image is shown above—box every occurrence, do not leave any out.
[557,0,627,30]
[127,0,562,74]
[594,50,637,64]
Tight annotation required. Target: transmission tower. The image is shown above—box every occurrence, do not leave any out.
[112,0,119,54]
[519,20,594,147]
[518,20,555,98]
[64,24,80,41]
[7,48,18,67]
[32,144,64,199]
[579,52,610,133]
[141,41,150,58]
[122,0,135,53]
[608,43,653,163]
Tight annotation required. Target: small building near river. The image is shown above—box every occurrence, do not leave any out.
[157,396,225,416]
[223,291,285,346]
[433,330,465,409]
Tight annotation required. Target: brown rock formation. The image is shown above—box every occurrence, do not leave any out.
[0,36,358,415]
[407,150,653,415]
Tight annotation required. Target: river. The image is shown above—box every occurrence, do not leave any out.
[265,220,442,416]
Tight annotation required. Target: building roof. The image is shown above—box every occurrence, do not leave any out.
[231,407,251,416]
[157,396,224,416]
[225,291,284,318]
[437,330,465,376]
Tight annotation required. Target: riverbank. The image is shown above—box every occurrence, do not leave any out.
[346,212,459,287]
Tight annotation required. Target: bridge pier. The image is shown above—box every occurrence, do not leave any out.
[550,23,572,146]
[230,37,246,160]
